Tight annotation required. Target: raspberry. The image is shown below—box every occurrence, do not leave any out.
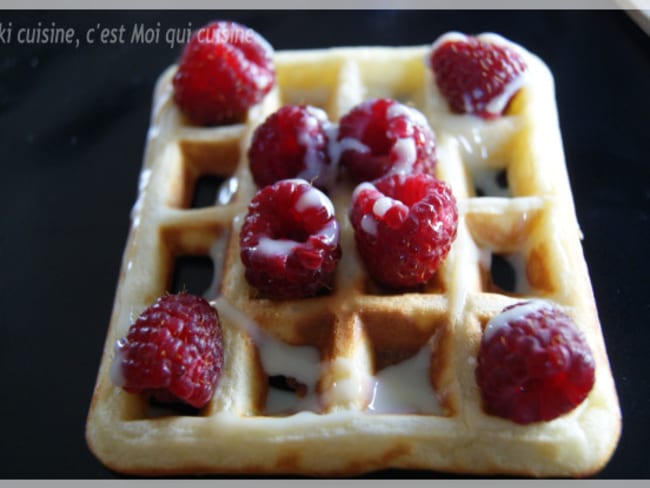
[335,98,436,184]
[349,173,458,289]
[110,293,224,409]
[240,179,341,299]
[475,300,596,425]
[172,21,275,126]
[429,32,528,119]
[248,105,334,190]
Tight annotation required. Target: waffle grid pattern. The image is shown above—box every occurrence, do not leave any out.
[86,45,620,476]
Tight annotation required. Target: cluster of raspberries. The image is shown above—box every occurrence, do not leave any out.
[241,98,458,297]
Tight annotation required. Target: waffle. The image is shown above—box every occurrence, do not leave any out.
[86,37,621,477]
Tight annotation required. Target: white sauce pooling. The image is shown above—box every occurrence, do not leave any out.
[207,297,445,416]
[213,297,322,415]
[456,126,489,162]
[471,167,510,197]
[367,344,442,415]
[325,357,373,407]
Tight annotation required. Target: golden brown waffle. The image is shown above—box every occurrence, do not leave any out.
[86,37,621,476]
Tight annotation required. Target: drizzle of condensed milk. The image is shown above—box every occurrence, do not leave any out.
[296,107,338,189]
[483,299,553,342]
[367,343,442,415]
[247,179,338,261]
[213,297,321,414]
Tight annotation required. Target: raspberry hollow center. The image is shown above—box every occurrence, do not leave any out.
[240,179,341,299]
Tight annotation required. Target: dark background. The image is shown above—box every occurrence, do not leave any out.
[0,10,648,479]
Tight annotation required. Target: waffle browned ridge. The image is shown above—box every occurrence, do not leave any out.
[86,42,621,477]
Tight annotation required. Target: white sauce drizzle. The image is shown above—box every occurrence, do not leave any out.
[247,181,337,260]
[130,168,152,230]
[352,181,376,201]
[506,252,530,295]
[386,103,429,173]
[485,71,529,115]
[430,31,529,117]
[295,183,334,216]
[483,299,553,342]
[360,214,378,236]
[372,196,395,219]
[254,237,297,259]
[216,176,238,206]
[391,137,417,173]
[296,107,337,189]
[109,339,126,388]
[386,102,428,128]
[430,31,469,57]
[203,232,230,301]
[329,135,371,165]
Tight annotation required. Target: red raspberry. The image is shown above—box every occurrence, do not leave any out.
[349,173,458,289]
[475,300,596,425]
[335,98,436,184]
[248,105,334,190]
[110,293,224,409]
[429,32,528,119]
[240,179,341,299]
[172,21,275,126]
